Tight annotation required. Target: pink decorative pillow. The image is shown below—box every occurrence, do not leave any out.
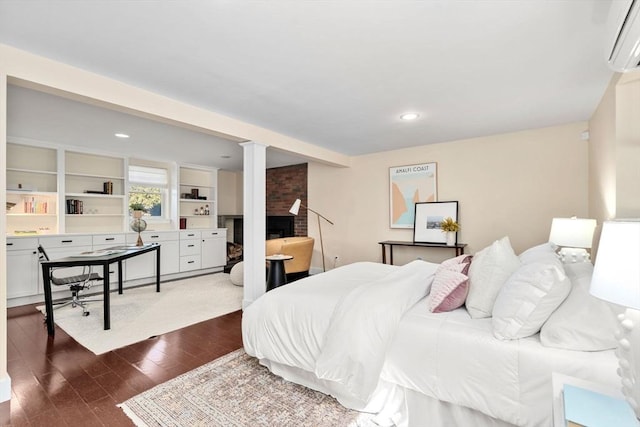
[429,267,470,313]
[441,254,473,271]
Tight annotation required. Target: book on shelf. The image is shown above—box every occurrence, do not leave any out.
[563,383,638,427]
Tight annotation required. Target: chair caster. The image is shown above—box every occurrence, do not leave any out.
[83,312,90,317]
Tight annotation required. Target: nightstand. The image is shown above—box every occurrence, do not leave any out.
[552,373,638,427]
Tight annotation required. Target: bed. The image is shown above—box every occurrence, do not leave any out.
[242,239,621,426]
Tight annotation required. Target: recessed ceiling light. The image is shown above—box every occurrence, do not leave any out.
[400,113,420,121]
[114,133,130,138]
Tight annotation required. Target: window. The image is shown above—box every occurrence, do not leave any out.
[128,165,169,220]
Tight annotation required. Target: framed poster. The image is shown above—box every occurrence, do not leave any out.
[413,201,458,244]
[389,162,437,228]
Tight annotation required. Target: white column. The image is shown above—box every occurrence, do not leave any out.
[0,73,11,403]
[241,141,268,308]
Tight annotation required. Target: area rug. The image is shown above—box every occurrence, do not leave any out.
[38,273,243,355]
[119,349,377,427]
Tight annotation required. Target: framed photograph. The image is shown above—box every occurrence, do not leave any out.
[389,162,437,228]
[413,201,458,244]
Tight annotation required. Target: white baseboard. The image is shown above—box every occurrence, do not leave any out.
[0,374,11,403]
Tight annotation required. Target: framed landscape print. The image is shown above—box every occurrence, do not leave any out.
[389,162,437,228]
[413,201,458,243]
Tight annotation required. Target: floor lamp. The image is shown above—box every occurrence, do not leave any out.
[289,198,334,272]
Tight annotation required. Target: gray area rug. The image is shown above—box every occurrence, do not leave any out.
[119,349,377,427]
[38,273,242,354]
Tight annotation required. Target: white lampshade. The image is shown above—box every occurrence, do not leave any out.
[590,220,640,309]
[548,217,597,248]
[289,199,302,216]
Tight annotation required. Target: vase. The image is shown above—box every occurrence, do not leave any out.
[446,231,456,246]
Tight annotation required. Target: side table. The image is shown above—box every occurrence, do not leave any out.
[266,254,293,291]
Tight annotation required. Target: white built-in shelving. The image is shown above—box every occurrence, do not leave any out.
[179,165,218,229]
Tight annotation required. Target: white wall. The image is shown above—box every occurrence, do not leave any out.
[308,122,590,269]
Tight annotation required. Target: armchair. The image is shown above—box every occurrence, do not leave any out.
[265,236,315,282]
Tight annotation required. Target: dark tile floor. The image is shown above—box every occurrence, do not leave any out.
[0,302,243,426]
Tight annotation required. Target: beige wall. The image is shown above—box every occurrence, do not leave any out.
[588,71,640,258]
[615,75,640,217]
[218,170,243,215]
[308,122,590,269]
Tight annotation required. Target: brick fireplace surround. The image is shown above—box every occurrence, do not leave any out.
[266,163,308,237]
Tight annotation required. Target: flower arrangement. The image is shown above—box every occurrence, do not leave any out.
[440,217,460,232]
[129,202,147,212]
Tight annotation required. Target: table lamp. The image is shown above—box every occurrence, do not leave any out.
[548,217,597,263]
[590,219,640,419]
[289,198,333,272]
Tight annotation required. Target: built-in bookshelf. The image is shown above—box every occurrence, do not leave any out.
[179,165,218,229]
[6,143,59,235]
[64,151,126,233]
[6,143,221,236]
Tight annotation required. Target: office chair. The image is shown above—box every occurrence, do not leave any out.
[37,245,103,317]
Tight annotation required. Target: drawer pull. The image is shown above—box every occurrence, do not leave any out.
[188,244,195,248]
[211,232,218,235]
[151,235,159,238]
[105,237,115,241]
[61,240,73,243]
[187,233,195,237]
[188,261,194,264]
[6,242,13,246]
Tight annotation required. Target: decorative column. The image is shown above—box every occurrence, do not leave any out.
[241,141,268,308]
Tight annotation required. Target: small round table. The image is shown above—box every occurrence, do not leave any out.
[266,254,293,291]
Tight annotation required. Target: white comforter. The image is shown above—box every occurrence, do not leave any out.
[381,303,619,426]
[243,260,619,426]
[242,260,438,408]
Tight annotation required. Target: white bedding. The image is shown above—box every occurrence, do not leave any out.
[381,302,619,426]
[243,260,438,408]
[242,261,620,426]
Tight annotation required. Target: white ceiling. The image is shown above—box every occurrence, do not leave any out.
[0,0,616,170]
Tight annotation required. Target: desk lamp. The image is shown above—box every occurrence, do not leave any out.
[548,217,597,263]
[590,219,640,419]
[289,198,333,272]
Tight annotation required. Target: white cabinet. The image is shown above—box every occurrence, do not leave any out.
[6,238,39,299]
[124,231,179,280]
[6,143,59,235]
[179,230,202,272]
[64,150,126,234]
[201,229,226,269]
[92,233,125,289]
[179,165,217,230]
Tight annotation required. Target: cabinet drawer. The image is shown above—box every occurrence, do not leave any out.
[92,234,125,246]
[6,237,38,251]
[180,255,201,272]
[202,229,224,238]
[180,230,202,240]
[180,239,201,256]
[126,231,179,244]
[39,235,93,248]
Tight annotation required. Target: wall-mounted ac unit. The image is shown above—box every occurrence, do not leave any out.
[606,0,640,72]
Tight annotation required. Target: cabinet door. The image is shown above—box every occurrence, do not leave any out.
[7,248,39,298]
[159,241,180,275]
[201,236,226,269]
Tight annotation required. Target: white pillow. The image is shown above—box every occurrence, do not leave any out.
[519,242,558,265]
[492,262,571,340]
[540,262,619,351]
[466,236,521,319]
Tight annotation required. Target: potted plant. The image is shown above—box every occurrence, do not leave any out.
[129,202,147,219]
[440,217,459,246]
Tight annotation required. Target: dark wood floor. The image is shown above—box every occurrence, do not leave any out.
[0,301,243,426]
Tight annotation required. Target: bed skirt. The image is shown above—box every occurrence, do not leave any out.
[260,358,516,427]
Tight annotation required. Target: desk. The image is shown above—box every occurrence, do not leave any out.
[41,244,161,336]
[266,254,293,291]
[379,240,467,265]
